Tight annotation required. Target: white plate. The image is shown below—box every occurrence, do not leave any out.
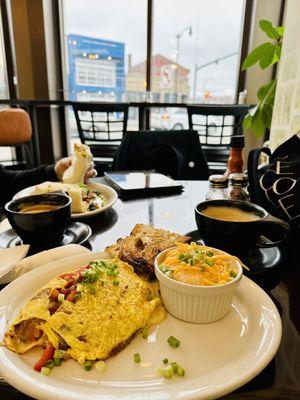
[13,182,118,219]
[0,252,282,400]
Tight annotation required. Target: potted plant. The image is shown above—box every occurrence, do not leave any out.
[242,19,284,138]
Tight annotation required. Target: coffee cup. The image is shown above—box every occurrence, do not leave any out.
[5,193,72,248]
[195,199,290,255]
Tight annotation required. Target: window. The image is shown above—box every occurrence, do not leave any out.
[61,0,147,137]
[152,0,246,104]
[75,58,117,88]
[61,0,247,137]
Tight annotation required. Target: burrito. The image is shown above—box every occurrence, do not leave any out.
[31,181,105,213]
[63,143,93,184]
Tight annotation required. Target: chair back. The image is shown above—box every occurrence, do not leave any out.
[73,103,128,153]
[113,130,209,180]
[0,108,32,145]
[72,103,129,171]
[187,104,250,173]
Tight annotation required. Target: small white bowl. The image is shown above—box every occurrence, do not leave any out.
[154,246,243,324]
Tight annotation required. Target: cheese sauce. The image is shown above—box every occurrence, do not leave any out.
[159,243,238,286]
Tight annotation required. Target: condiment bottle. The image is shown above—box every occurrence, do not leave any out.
[224,135,245,176]
[206,175,230,200]
[229,173,250,201]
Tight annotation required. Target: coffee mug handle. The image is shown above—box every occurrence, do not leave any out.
[256,214,290,248]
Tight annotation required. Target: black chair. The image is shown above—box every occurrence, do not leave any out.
[72,103,129,174]
[187,104,250,173]
[112,130,209,180]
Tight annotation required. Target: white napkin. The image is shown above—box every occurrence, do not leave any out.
[0,244,91,284]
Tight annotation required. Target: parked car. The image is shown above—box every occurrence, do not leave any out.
[151,108,221,135]
[151,108,189,130]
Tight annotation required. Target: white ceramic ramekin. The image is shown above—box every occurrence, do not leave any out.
[154,247,243,324]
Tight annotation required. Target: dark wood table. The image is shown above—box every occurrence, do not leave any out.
[1,180,300,400]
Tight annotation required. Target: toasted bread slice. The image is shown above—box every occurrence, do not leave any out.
[105,241,121,258]
[109,224,191,277]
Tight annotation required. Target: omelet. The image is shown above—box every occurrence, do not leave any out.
[4,259,163,367]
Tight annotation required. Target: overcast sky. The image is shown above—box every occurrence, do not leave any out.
[63,0,245,98]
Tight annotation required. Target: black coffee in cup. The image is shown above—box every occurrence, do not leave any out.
[195,199,290,255]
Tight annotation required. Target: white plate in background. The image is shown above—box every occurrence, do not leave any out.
[13,181,118,219]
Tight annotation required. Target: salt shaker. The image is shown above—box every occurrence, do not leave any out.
[206,175,230,200]
[229,173,250,201]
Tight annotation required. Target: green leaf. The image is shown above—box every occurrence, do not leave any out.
[259,20,280,40]
[259,80,276,109]
[262,105,273,129]
[251,109,266,138]
[243,114,252,130]
[242,42,272,70]
[259,45,279,69]
[257,81,274,101]
[275,26,284,37]
[275,44,282,59]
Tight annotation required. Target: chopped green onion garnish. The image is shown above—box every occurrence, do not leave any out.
[162,358,168,364]
[156,367,164,376]
[159,264,169,273]
[165,270,173,278]
[167,336,180,348]
[177,366,185,376]
[171,362,178,372]
[54,350,65,359]
[142,327,149,338]
[95,360,107,373]
[83,360,93,371]
[53,357,61,366]
[134,353,141,363]
[113,280,119,286]
[206,259,215,266]
[76,284,84,292]
[41,366,51,376]
[230,270,237,278]
[164,365,174,379]
[206,251,214,257]
[44,360,54,369]
[74,293,82,301]
[58,293,65,302]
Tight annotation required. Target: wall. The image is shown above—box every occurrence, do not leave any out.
[270,0,300,150]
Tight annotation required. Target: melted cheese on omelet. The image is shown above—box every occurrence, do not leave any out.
[4,259,162,364]
[48,261,157,364]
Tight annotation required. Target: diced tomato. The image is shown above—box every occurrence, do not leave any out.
[59,265,90,283]
[64,278,76,288]
[60,288,71,296]
[58,272,76,280]
[33,343,55,372]
[48,302,60,315]
[66,290,77,302]
[49,289,59,301]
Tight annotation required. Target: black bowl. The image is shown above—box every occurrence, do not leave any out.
[5,193,72,248]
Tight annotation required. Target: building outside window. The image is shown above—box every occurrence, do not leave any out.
[61,0,245,135]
